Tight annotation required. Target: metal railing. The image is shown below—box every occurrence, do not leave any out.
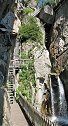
[9,59,33,68]
[19,94,60,126]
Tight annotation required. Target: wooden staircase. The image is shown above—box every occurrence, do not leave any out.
[7,82,14,104]
[7,61,15,104]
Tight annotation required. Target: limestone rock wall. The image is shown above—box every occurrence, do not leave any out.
[33,47,51,111]
[50,0,68,105]
[50,0,68,71]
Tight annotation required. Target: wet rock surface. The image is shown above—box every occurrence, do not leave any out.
[50,0,68,106]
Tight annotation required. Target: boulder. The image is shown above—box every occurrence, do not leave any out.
[39,5,54,24]
[0,12,16,32]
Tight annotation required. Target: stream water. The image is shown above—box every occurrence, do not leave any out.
[50,76,68,125]
[58,76,67,117]
[50,77,55,116]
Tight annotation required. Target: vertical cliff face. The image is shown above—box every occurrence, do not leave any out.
[50,0,68,105]
[0,33,11,86]
[33,47,51,111]
[0,11,16,86]
[0,1,16,125]
[0,0,15,20]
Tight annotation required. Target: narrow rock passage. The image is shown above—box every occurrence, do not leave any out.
[10,100,29,126]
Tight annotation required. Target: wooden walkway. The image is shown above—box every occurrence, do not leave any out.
[10,100,29,126]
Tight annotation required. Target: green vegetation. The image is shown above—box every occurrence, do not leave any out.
[17,11,43,103]
[21,51,28,59]
[16,50,36,103]
[19,16,43,45]
[20,60,35,87]
[23,7,34,15]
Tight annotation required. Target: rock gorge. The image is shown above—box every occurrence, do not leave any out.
[0,0,68,125]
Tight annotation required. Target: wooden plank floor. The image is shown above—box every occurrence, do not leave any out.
[10,100,29,126]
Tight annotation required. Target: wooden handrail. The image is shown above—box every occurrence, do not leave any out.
[9,59,33,68]
[10,59,33,61]
[19,93,59,126]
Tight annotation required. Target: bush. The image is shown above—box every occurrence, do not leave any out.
[23,7,34,15]
[17,58,36,103]
[21,51,28,59]
[19,16,43,45]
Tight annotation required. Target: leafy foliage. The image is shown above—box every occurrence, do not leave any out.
[19,16,43,45]
[21,51,28,59]
[23,7,34,15]
[19,60,36,87]
[16,50,36,103]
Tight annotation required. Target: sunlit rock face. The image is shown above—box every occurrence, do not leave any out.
[13,14,21,33]
[50,0,68,106]
[34,48,51,81]
[33,47,51,111]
